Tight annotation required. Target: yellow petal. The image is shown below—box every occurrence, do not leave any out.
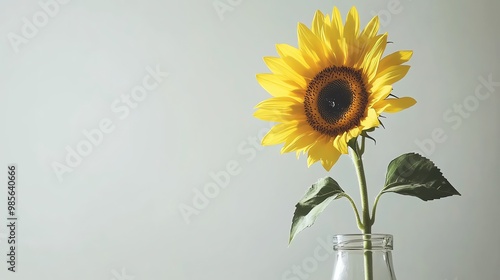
[261,121,304,145]
[369,84,393,106]
[256,73,299,97]
[311,10,325,36]
[378,50,413,73]
[333,133,349,154]
[254,111,304,122]
[344,6,360,66]
[371,65,411,93]
[276,44,306,63]
[354,16,381,68]
[324,14,331,25]
[281,131,318,153]
[373,97,416,113]
[321,16,339,65]
[306,136,326,167]
[347,126,361,139]
[329,7,345,65]
[331,7,344,38]
[306,137,342,171]
[295,150,301,159]
[360,108,380,129]
[254,97,305,122]
[263,57,308,88]
[320,153,341,171]
[344,7,360,41]
[360,33,388,83]
[255,96,301,109]
[297,23,327,69]
[359,15,380,42]
[275,44,315,80]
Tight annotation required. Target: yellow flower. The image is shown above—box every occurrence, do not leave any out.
[254,6,416,171]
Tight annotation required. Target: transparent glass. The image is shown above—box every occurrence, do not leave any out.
[331,234,397,280]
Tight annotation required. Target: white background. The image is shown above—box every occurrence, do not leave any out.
[0,0,499,279]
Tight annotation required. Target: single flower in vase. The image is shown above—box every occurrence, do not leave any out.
[254,6,460,280]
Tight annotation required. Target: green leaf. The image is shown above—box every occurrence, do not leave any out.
[289,177,345,244]
[382,153,461,201]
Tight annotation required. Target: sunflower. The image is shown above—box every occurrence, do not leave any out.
[254,6,416,171]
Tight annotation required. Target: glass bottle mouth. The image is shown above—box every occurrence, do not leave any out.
[333,234,393,251]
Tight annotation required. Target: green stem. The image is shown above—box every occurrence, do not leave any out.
[352,145,370,233]
[371,191,383,226]
[342,193,364,230]
[350,137,373,280]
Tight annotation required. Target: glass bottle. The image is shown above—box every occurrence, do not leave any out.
[331,234,397,280]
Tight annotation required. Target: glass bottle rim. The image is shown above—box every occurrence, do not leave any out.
[332,234,393,251]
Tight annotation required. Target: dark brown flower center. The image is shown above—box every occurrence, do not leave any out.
[317,80,353,123]
[304,66,369,136]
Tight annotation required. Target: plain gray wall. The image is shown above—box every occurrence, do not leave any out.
[0,0,499,279]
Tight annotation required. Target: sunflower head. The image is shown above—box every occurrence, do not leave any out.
[254,6,416,171]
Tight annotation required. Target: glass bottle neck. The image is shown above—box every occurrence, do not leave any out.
[331,234,397,280]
